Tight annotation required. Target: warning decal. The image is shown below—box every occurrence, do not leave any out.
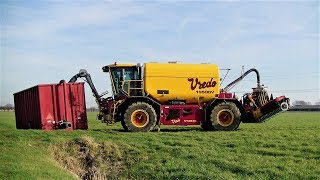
[46,113,53,120]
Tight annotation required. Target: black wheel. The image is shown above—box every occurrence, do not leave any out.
[123,102,157,132]
[210,102,241,131]
[200,121,214,131]
[280,101,289,111]
[119,113,128,131]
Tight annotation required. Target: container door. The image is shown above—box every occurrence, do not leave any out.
[68,83,88,130]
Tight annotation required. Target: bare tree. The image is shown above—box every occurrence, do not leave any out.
[87,107,98,112]
[0,104,14,111]
[293,100,311,106]
[5,104,13,108]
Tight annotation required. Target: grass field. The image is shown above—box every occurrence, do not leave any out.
[0,111,319,179]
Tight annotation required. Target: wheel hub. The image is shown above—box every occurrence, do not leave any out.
[131,110,149,128]
[217,110,234,127]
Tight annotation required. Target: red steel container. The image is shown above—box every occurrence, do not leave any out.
[13,81,88,130]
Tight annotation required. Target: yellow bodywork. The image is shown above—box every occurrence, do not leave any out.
[144,63,220,104]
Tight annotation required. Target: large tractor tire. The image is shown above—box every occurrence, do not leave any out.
[200,121,214,131]
[210,102,241,131]
[120,115,128,131]
[123,102,157,132]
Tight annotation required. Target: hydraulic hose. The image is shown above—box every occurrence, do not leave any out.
[223,68,261,92]
[69,69,101,102]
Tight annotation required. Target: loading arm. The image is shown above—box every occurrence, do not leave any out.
[223,68,261,92]
[69,69,104,102]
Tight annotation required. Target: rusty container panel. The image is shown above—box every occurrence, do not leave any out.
[14,82,88,130]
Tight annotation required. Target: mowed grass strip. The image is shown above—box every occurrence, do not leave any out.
[0,111,319,179]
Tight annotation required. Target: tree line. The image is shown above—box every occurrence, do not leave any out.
[0,104,14,111]
[1,100,319,111]
[0,104,99,111]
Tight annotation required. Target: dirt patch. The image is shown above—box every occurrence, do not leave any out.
[50,136,140,179]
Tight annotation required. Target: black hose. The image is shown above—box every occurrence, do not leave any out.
[69,74,80,83]
[223,68,261,92]
[85,74,101,100]
[68,69,101,102]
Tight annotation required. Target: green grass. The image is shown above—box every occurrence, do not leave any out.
[0,111,319,179]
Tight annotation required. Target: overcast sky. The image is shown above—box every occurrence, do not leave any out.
[1,1,319,107]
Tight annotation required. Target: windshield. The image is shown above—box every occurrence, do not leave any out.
[110,67,139,96]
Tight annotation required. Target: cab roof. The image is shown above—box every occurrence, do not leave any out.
[107,63,136,68]
[102,63,136,72]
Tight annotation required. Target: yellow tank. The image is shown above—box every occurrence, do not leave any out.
[144,63,220,104]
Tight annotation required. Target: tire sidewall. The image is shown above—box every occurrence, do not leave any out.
[201,119,214,131]
[210,102,241,131]
[123,102,157,132]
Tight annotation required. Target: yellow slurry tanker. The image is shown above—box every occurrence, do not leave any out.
[69,62,289,132]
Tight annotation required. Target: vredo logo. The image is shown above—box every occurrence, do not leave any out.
[187,78,217,94]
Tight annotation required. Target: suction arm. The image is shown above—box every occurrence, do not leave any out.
[223,68,261,92]
[69,69,102,102]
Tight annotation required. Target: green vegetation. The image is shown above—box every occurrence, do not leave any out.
[0,112,319,179]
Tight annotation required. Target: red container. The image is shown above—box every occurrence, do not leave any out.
[13,81,88,130]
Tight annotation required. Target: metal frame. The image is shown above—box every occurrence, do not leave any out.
[121,80,145,97]
[108,67,118,97]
